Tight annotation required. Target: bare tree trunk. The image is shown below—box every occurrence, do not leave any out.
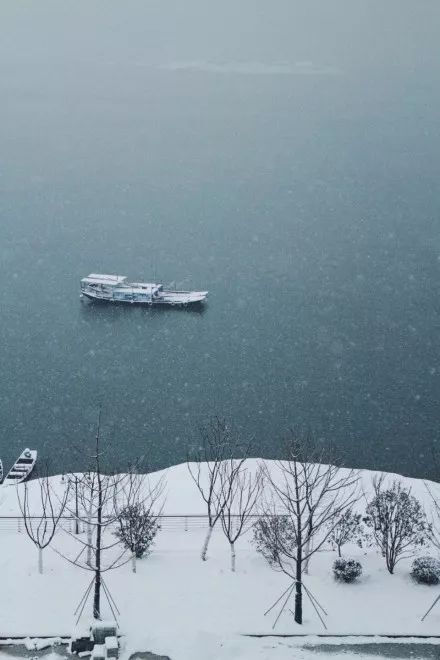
[338,543,342,558]
[294,545,302,625]
[132,554,137,573]
[201,525,213,561]
[38,547,43,575]
[303,538,311,575]
[93,471,103,619]
[294,471,303,625]
[86,506,93,567]
[93,568,101,619]
[230,541,236,572]
[387,552,395,574]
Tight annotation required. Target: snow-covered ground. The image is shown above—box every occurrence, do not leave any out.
[1,461,440,660]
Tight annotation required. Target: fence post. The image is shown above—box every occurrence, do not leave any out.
[184,517,188,532]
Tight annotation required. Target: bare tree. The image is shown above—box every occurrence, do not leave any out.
[328,509,364,557]
[424,446,440,552]
[187,418,241,560]
[18,464,69,574]
[425,485,440,553]
[365,475,428,574]
[219,459,263,571]
[56,411,151,620]
[260,433,359,625]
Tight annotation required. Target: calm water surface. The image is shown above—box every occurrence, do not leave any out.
[0,1,439,477]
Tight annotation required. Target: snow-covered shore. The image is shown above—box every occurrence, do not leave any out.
[1,459,437,516]
[1,460,440,660]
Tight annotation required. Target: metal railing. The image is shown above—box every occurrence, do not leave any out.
[0,514,264,534]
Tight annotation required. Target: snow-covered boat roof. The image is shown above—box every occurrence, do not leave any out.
[81,274,127,286]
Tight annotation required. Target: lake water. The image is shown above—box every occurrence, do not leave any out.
[0,1,439,477]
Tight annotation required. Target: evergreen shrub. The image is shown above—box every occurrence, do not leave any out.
[411,556,440,585]
[333,557,362,583]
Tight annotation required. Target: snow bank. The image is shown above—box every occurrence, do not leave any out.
[1,459,438,516]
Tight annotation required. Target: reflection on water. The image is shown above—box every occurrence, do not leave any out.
[79,299,207,321]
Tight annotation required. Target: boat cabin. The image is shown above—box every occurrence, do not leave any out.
[81,274,163,303]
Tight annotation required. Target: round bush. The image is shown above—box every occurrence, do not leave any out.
[411,556,440,585]
[333,558,362,583]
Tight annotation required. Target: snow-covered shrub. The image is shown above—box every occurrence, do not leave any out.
[115,503,160,558]
[411,556,440,585]
[333,557,362,583]
[252,515,296,566]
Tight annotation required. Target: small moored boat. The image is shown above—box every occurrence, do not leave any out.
[0,459,3,484]
[4,449,37,485]
[80,274,208,306]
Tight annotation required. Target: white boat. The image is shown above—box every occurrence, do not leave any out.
[4,449,37,485]
[80,274,208,306]
[0,459,3,484]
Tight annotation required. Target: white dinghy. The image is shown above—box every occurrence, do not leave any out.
[0,459,3,484]
[4,449,37,485]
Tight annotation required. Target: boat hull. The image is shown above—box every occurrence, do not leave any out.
[4,449,37,485]
[81,290,207,306]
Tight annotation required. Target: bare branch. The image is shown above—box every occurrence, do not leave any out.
[187,417,248,560]
[219,458,263,571]
[17,462,70,574]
